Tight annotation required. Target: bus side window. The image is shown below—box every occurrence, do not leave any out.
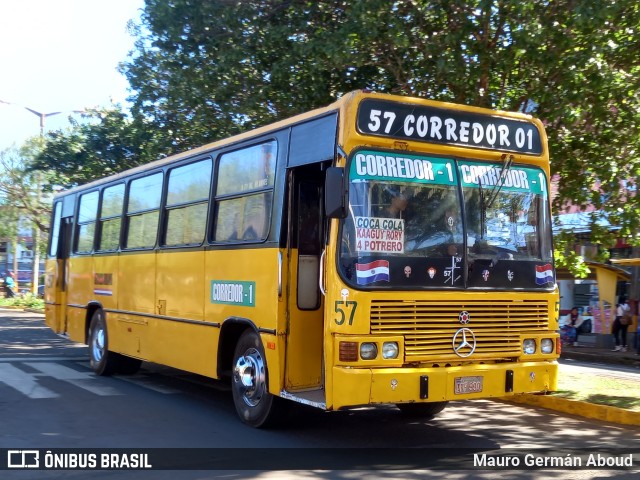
[75,190,99,253]
[296,177,322,310]
[213,141,276,243]
[98,183,125,251]
[164,159,212,246]
[125,172,163,249]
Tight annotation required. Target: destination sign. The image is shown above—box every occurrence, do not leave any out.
[357,99,543,155]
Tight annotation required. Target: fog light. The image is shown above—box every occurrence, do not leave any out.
[523,339,536,355]
[541,338,554,354]
[339,341,358,362]
[382,342,399,359]
[360,342,378,360]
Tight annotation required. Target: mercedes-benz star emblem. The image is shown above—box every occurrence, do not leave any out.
[452,328,476,357]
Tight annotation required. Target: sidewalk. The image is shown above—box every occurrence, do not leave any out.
[504,340,640,427]
[560,343,640,367]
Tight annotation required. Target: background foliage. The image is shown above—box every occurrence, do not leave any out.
[21,0,640,271]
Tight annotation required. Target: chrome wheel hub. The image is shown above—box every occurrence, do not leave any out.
[233,348,266,407]
[92,326,105,362]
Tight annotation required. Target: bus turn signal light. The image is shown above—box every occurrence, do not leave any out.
[339,341,358,362]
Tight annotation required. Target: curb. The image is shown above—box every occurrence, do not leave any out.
[501,394,640,426]
[562,351,640,367]
[0,307,44,314]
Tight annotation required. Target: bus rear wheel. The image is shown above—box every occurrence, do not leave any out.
[396,401,448,418]
[231,330,283,428]
[88,310,141,376]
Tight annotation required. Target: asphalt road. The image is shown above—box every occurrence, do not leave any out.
[1,309,639,479]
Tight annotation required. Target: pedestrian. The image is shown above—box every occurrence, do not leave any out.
[612,299,631,352]
[4,271,16,298]
[560,307,581,346]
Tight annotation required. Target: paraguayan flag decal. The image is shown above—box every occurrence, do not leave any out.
[356,260,391,285]
[535,264,554,285]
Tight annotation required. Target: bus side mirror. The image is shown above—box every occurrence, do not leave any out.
[325,167,348,219]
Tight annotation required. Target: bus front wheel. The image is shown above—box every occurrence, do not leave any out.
[396,401,448,418]
[231,330,283,428]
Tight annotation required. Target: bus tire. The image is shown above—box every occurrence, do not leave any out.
[396,401,448,418]
[231,329,283,428]
[88,310,120,376]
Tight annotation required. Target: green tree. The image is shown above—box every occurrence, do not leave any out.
[33,1,640,272]
[31,107,162,189]
[0,142,52,292]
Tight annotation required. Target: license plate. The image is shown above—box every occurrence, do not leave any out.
[454,376,483,394]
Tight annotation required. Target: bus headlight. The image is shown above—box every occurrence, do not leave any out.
[523,339,536,355]
[360,342,378,360]
[382,342,399,359]
[541,338,554,354]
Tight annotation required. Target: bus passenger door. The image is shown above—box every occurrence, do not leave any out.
[284,166,325,391]
[45,202,72,334]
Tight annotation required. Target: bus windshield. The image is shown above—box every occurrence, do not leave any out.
[338,150,554,290]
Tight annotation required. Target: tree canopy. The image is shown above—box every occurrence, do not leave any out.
[31,0,640,265]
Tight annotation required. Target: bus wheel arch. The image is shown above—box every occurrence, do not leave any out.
[85,302,103,344]
[217,318,258,380]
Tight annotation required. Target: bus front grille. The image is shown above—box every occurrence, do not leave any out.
[370,299,550,362]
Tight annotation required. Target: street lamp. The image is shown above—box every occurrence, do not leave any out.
[1,99,86,139]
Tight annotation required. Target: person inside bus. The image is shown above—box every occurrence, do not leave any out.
[386,191,408,219]
[4,271,16,298]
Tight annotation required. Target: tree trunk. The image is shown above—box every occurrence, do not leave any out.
[32,226,40,295]
[12,235,19,292]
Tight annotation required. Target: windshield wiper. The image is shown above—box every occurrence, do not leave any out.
[485,154,514,209]
[478,177,486,240]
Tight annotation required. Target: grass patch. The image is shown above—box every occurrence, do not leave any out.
[0,294,45,310]
[552,371,640,411]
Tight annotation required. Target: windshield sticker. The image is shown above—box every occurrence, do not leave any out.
[356,260,390,285]
[444,257,462,285]
[355,216,404,254]
[458,161,546,195]
[351,151,456,186]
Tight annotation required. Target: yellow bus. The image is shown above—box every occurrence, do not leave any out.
[45,91,559,427]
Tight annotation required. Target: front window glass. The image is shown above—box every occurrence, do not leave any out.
[339,150,553,290]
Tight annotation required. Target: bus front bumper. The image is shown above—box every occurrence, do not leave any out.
[331,361,558,410]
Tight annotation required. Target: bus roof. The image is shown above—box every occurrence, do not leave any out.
[54,90,544,199]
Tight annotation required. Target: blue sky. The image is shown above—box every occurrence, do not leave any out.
[0,0,144,151]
